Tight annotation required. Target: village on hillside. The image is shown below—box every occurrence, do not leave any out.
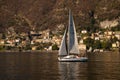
[0,20,120,52]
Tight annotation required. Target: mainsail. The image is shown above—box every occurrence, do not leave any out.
[59,10,80,56]
[68,10,79,55]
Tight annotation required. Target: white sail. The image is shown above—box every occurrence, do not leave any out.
[68,10,80,54]
[59,29,67,56]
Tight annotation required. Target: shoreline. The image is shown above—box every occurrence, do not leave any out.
[87,50,120,54]
[0,50,119,54]
[0,50,58,53]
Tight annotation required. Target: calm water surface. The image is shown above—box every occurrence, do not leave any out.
[0,52,120,80]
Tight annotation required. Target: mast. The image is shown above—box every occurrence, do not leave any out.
[59,10,80,56]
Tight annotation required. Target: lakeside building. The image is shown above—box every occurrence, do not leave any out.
[52,35,61,45]
[81,30,87,34]
[115,31,120,40]
[0,39,5,45]
[79,43,87,53]
[112,43,117,48]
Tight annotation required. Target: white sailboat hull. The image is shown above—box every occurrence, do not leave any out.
[58,56,88,62]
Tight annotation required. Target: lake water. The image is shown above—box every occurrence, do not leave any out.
[0,52,120,80]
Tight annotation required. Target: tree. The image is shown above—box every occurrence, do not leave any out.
[111,25,120,31]
[52,44,59,50]
[83,38,94,49]
[101,40,112,50]
[110,37,118,43]
[2,33,6,39]
[93,40,102,49]
[25,44,31,50]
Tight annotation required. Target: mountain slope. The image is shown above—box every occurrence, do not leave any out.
[0,0,120,33]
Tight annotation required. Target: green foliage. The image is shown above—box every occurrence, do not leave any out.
[90,17,96,25]
[83,38,94,49]
[0,46,4,50]
[80,25,100,33]
[25,44,31,50]
[5,46,12,50]
[84,38,113,50]
[52,44,59,50]
[1,33,6,39]
[36,46,44,50]
[93,40,102,49]
[34,42,52,50]
[99,28,106,34]
[110,37,118,43]
[111,26,120,31]
[101,40,112,50]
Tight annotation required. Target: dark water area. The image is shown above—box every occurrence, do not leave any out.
[0,52,120,80]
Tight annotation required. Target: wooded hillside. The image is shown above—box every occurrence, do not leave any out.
[0,0,120,33]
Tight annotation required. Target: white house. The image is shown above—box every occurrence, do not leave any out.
[79,39,84,44]
[115,31,120,40]
[79,44,87,53]
[112,43,117,48]
[79,44,86,50]
[81,30,87,34]
[95,37,100,40]
[0,39,4,45]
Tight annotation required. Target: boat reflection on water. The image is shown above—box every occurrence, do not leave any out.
[58,62,88,80]
[58,53,120,80]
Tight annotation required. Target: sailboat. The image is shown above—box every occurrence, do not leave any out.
[58,10,88,62]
